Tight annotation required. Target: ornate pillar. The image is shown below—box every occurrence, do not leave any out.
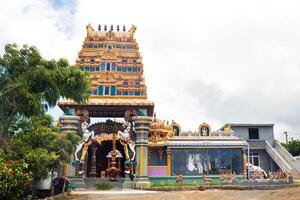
[89,144,98,177]
[166,149,172,176]
[133,116,152,189]
[59,115,80,134]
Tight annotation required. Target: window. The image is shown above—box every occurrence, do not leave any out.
[123,81,128,87]
[129,90,134,96]
[90,58,94,63]
[91,90,97,95]
[86,44,93,48]
[84,66,89,71]
[108,45,112,50]
[122,58,127,63]
[98,85,103,96]
[123,90,128,95]
[110,86,116,96]
[122,67,126,72]
[135,81,140,87]
[93,44,97,48]
[135,91,140,96]
[117,67,122,72]
[149,149,167,166]
[122,45,126,50]
[101,63,105,71]
[99,44,103,48]
[81,58,85,63]
[133,59,137,64]
[104,86,110,95]
[117,90,122,95]
[248,152,260,166]
[106,63,111,71]
[112,63,116,71]
[133,67,137,72]
[128,67,132,72]
[95,66,99,71]
[116,45,121,48]
[249,128,259,139]
[80,66,84,71]
[171,148,243,176]
[90,66,95,72]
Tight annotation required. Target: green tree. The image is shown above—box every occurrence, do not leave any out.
[282,139,300,157]
[10,114,80,181]
[0,43,89,148]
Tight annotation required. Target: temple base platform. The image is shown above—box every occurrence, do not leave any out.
[133,177,151,189]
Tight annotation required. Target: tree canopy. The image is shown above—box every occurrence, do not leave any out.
[10,114,80,181]
[282,139,300,157]
[0,43,89,146]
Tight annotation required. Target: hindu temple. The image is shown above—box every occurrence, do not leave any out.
[58,24,300,189]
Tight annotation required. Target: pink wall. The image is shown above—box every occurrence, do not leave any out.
[148,167,167,176]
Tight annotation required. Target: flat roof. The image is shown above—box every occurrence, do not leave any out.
[219,123,274,130]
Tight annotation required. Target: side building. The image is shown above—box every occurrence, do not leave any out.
[219,123,300,178]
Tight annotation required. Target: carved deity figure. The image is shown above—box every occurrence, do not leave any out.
[75,121,95,163]
[117,122,136,161]
[201,127,209,136]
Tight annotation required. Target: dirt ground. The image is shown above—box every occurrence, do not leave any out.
[70,187,300,200]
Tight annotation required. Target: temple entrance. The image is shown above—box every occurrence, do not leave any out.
[85,138,127,178]
[95,140,126,177]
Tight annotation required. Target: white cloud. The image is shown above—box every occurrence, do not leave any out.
[1,0,300,140]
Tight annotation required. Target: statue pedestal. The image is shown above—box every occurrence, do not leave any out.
[133,177,151,189]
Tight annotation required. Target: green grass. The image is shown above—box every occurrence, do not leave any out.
[95,181,113,190]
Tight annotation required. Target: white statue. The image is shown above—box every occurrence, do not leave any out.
[75,121,95,163]
[117,122,136,161]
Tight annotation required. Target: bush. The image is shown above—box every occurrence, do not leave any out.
[95,181,113,190]
[0,151,32,200]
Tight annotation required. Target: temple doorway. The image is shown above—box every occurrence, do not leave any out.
[86,139,126,178]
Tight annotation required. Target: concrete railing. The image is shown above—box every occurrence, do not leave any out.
[266,141,300,178]
[265,141,293,172]
[273,140,296,163]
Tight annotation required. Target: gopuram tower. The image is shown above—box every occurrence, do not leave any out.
[58,24,154,188]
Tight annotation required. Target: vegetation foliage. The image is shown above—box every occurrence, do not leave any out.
[95,181,113,190]
[0,43,89,148]
[0,43,88,198]
[282,139,300,157]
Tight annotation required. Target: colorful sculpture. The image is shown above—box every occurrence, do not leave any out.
[75,121,95,163]
[117,122,136,161]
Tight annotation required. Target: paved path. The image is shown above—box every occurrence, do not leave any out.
[70,187,300,200]
[71,189,158,195]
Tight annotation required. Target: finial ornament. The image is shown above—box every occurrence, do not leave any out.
[117,25,120,32]
[98,24,101,31]
[110,25,113,31]
[123,25,126,32]
[104,24,107,31]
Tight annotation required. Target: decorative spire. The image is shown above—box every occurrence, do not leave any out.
[117,25,120,32]
[110,24,113,31]
[104,24,107,31]
[98,24,101,31]
[123,25,126,32]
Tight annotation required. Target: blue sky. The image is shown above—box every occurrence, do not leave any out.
[1,0,300,141]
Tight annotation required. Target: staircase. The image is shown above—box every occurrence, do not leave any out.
[265,140,300,178]
[85,178,125,190]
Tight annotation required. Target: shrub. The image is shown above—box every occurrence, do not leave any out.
[0,152,32,200]
[95,181,113,190]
